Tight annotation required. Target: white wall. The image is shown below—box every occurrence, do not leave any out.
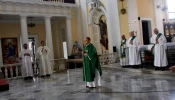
[153,0,164,34]
[127,0,140,38]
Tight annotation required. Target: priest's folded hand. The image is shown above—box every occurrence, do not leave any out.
[24,53,30,56]
[84,53,88,56]
[130,41,133,45]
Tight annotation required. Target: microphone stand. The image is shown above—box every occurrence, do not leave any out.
[82,45,90,93]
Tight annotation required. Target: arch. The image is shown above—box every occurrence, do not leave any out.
[89,6,107,24]
[89,6,108,54]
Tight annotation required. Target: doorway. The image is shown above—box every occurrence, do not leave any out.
[141,20,152,45]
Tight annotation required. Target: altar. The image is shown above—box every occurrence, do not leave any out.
[138,42,175,67]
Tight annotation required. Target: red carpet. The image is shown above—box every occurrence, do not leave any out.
[0,79,9,91]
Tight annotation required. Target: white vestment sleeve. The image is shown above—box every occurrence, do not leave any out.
[36,47,41,59]
[150,35,156,44]
[133,37,140,46]
[159,35,167,46]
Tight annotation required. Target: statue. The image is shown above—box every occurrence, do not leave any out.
[94,20,108,50]
[94,20,107,39]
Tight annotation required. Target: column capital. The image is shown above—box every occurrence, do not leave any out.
[20,14,28,19]
[66,16,72,20]
[44,16,52,20]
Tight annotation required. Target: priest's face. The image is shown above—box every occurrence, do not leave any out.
[41,41,45,46]
[23,44,28,49]
[130,32,134,37]
[122,35,125,40]
[84,38,90,45]
[154,29,158,35]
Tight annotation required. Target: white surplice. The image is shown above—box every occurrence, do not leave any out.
[86,69,101,88]
[120,39,129,66]
[19,49,33,77]
[127,36,141,65]
[36,46,52,76]
[150,34,168,67]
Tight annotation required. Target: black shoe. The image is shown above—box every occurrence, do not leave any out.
[161,67,165,71]
[28,76,33,79]
[24,77,28,80]
[155,67,159,70]
[46,74,50,77]
[41,75,45,78]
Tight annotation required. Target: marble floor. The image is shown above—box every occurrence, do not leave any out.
[1,68,175,100]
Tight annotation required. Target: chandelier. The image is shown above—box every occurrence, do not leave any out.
[27,17,35,28]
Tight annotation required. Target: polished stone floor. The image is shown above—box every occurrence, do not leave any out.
[1,68,175,100]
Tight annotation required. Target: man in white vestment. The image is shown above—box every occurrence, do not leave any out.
[36,41,52,77]
[127,31,141,67]
[150,28,168,70]
[120,35,129,67]
[19,43,33,80]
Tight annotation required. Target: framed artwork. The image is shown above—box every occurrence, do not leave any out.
[1,38,18,64]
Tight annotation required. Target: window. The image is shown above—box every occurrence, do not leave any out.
[167,0,175,19]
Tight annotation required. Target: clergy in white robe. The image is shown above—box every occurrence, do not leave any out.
[127,31,141,66]
[19,43,33,80]
[150,28,168,68]
[36,41,52,77]
[120,35,129,67]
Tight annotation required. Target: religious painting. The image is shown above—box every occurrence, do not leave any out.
[1,38,18,64]
[94,15,108,50]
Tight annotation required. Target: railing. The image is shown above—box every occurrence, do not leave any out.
[32,0,64,2]
[12,0,76,4]
[99,52,118,66]
[0,52,118,80]
[0,58,67,79]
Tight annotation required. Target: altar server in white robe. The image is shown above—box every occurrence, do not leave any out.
[120,35,129,67]
[19,43,33,80]
[127,31,141,67]
[150,28,168,69]
[36,41,52,77]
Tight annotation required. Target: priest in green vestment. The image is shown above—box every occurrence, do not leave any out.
[83,37,102,88]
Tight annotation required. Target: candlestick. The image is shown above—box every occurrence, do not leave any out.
[131,22,134,31]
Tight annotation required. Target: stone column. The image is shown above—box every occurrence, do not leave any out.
[106,0,121,53]
[76,0,83,47]
[80,0,89,37]
[66,17,73,56]
[44,16,54,60]
[20,15,29,45]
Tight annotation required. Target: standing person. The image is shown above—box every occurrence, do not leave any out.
[120,35,129,67]
[36,41,52,77]
[19,43,33,80]
[150,28,168,70]
[127,31,141,67]
[83,37,102,88]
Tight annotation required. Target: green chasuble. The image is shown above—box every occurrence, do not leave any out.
[83,43,102,82]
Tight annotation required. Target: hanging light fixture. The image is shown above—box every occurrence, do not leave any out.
[27,17,35,28]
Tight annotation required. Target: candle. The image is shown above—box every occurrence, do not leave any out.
[128,22,130,31]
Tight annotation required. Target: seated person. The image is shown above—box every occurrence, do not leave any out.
[72,45,80,55]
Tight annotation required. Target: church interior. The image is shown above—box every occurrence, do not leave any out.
[1,0,175,100]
